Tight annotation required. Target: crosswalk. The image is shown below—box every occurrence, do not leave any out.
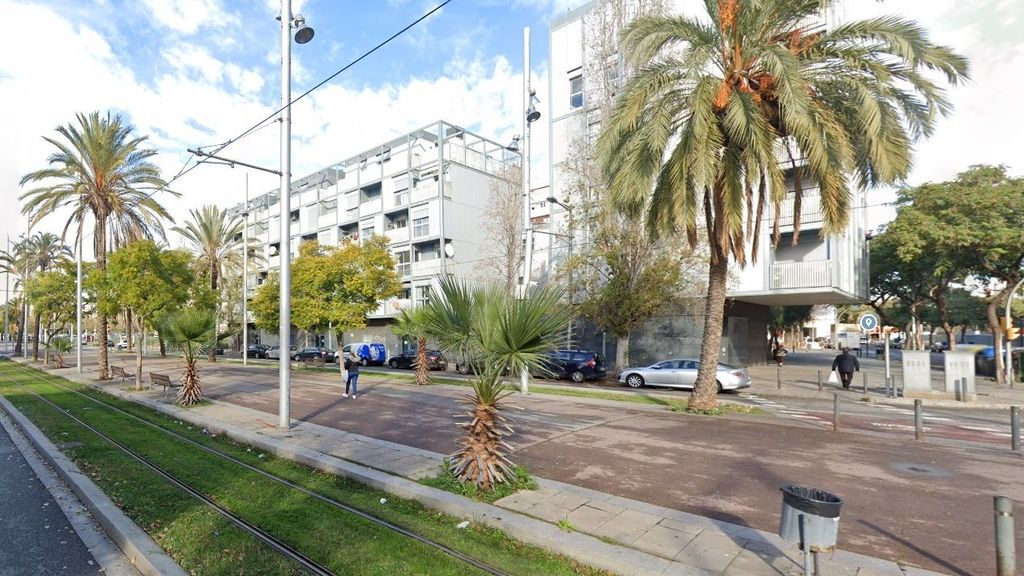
[741,393,1014,444]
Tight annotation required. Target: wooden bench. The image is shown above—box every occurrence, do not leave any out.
[111,365,134,383]
[303,356,325,370]
[151,373,182,398]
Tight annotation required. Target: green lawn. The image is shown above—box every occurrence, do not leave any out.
[0,361,609,576]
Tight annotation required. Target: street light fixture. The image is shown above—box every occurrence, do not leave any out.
[278,1,314,428]
[505,135,520,153]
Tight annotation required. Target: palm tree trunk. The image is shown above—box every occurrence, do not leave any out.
[986,296,1005,384]
[415,336,430,385]
[126,309,134,353]
[209,263,218,363]
[96,214,109,380]
[691,255,729,410]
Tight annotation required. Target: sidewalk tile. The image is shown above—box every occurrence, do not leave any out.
[523,502,573,523]
[494,490,547,513]
[546,491,590,511]
[585,498,626,515]
[565,504,616,533]
[661,561,721,576]
[658,517,708,536]
[723,549,801,576]
[632,524,697,559]
[675,531,745,573]
[592,509,662,543]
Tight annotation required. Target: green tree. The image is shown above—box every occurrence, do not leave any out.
[106,241,194,389]
[20,111,176,380]
[7,233,72,361]
[888,166,1024,380]
[160,308,215,406]
[24,264,77,365]
[597,1,967,409]
[768,305,813,350]
[420,277,571,490]
[251,237,401,339]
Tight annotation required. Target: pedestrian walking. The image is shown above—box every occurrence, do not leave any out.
[343,352,360,398]
[831,347,860,389]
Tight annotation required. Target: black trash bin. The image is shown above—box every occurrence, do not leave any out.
[779,485,843,552]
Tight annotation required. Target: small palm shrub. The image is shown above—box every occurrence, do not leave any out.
[160,308,215,406]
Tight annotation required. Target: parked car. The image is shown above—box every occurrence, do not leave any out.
[389,349,447,370]
[342,342,387,366]
[116,339,129,351]
[265,345,296,360]
[619,360,751,392]
[246,344,271,358]
[293,347,336,362]
[537,349,607,383]
[929,341,950,353]
[106,340,114,348]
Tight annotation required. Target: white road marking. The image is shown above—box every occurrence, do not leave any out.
[958,425,1001,433]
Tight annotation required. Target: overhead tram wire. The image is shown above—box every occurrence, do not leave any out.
[71,0,455,246]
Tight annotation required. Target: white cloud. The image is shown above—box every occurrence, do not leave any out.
[140,0,238,34]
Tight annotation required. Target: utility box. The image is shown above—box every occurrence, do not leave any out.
[779,485,843,552]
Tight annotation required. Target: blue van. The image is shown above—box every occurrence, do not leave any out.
[342,342,387,366]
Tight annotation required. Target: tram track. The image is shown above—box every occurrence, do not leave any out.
[0,360,510,576]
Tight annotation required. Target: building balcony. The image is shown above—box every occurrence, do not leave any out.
[770,260,831,290]
[385,227,409,244]
[775,189,824,229]
[369,298,413,318]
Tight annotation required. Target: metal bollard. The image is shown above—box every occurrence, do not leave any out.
[914,399,924,441]
[862,372,868,395]
[995,496,1016,576]
[1012,407,1020,453]
[777,365,782,390]
[818,370,823,391]
[833,393,840,432]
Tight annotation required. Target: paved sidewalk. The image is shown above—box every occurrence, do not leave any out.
[41,359,949,576]
[747,350,1024,408]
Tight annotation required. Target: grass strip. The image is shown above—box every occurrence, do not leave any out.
[0,361,611,576]
[420,460,538,504]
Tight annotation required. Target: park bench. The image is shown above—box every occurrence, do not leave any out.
[151,372,182,398]
[110,365,134,383]
[303,356,325,370]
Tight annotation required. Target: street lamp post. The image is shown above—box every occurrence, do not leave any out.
[278,1,313,429]
[519,26,541,395]
[243,177,249,368]
[76,227,82,373]
[1005,277,1024,387]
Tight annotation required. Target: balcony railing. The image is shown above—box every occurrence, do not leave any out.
[770,260,832,290]
[775,189,823,228]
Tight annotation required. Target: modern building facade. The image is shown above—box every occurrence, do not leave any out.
[542,0,870,366]
[227,120,517,352]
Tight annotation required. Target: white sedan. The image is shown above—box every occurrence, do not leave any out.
[618,360,751,392]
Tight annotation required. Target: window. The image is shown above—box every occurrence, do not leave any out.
[361,225,375,239]
[415,243,438,262]
[395,251,411,276]
[412,216,429,238]
[415,285,432,307]
[387,216,407,230]
[569,75,583,109]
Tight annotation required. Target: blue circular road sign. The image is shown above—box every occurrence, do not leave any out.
[859,313,879,332]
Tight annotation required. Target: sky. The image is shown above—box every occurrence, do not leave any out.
[1,0,1022,258]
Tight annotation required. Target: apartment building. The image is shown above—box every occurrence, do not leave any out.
[227,120,517,351]
[543,1,869,366]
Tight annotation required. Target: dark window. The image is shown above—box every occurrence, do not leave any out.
[569,75,583,109]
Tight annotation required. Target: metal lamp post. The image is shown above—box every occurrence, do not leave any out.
[519,26,541,395]
[242,179,249,368]
[278,1,314,428]
[1005,277,1024,387]
[76,227,83,373]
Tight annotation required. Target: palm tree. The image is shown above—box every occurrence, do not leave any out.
[51,336,73,369]
[420,277,570,490]
[173,205,249,362]
[390,308,432,386]
[161,308,216,406]
[598,1,968,409]
[19,111,175,380]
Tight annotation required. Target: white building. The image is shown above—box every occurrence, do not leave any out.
[542,1,870,365]
[227,120,517,351]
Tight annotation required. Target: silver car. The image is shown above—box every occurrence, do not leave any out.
[618,359,751,392]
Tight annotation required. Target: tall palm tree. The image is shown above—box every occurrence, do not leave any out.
[420,277,570,490]
[21,233,72,361]
[161,308,216,406]
[598,0,968,409]
[173,205,248,362]
[19,111,175,380]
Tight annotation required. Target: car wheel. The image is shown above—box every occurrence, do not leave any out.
[625,374,644,388]
[389,359,399,369]
[570,370,585,383]
[716,381,724,393]
[456,363,467,374]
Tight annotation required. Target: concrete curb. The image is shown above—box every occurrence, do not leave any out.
[0,391,187,576]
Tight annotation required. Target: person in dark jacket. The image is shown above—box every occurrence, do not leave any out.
[831,348,860,389]
[343,352,360,398]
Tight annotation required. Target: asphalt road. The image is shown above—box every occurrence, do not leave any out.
[0,421,103,575]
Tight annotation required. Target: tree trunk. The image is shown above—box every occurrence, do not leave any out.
[209,262,218,363]
[615,331,630,372]
[159,333,166,358]
[935,289,955,351]
[691,255,729,411]
[126,309,134,353]
[135,316,144,390]
[32,311,41,361]
[96,214,109,380]
[414,336,430,385]
[985,297,1004,384]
